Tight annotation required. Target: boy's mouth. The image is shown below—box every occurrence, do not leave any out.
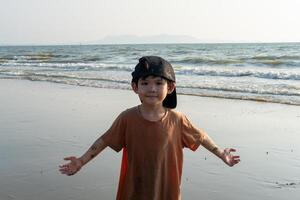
[145,95,158,98]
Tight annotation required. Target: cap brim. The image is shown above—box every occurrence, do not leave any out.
[163,88,177,109]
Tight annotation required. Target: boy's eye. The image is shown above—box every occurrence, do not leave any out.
[141,82,148,85]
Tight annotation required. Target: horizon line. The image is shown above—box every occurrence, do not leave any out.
[1,41,300,47]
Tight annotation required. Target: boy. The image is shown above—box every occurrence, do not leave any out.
[59,56,240,200]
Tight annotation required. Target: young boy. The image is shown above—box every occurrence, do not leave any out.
[59,56,240,200]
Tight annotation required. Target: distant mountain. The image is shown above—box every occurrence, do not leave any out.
[87,34,203,44]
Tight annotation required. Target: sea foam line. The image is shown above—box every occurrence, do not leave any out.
[0,74,299,106]
[175,66,300,81]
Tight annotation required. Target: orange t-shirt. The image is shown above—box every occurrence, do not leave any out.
[101,106,205,200]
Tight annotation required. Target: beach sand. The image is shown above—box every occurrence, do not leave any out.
[0,79,300,200]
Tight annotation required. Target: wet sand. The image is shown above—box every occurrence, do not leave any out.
[0,79,300,200]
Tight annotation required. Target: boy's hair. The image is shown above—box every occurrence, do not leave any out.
[131,74,171,85]
[131,56,177,108]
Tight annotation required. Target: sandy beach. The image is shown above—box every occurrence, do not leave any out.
[0,79,300,200]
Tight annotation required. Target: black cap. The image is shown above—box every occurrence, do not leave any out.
[131,56,177,109]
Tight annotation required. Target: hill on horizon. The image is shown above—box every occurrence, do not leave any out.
[87,34,206,44]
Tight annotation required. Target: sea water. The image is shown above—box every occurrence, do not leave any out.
[1,43,300,105]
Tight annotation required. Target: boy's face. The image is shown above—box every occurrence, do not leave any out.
[132,76,175,107]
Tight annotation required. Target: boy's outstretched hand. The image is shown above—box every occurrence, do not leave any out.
[59,156,82,176]
[221,148,240,167]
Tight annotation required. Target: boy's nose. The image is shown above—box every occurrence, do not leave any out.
[148,84,157,92]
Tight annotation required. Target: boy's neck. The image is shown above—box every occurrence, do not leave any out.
[138,104,167,122]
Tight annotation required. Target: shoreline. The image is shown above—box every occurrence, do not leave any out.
[1,77,299,107]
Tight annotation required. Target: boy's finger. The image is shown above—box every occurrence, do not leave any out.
[59,169,69,174]
[229,148,236,152]
[59,164,69,167]
[59,163,70,168]
[234,159,241,164]
[64,156,76,161]
[60,167,76,174]
[59,168,67,173]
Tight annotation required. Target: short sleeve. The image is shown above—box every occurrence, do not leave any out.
[100,112,126,152]
[181,114,205,151]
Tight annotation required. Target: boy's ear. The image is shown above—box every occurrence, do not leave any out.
[131,82,138,93]
[167,82,176,94]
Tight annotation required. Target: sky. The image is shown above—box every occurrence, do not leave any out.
[1,0,300,45]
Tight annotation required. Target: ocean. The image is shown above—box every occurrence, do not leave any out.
[1,43,300,105]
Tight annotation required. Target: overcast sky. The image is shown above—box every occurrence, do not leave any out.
[1,0,300,45]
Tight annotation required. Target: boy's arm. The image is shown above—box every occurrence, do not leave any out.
[79,137,108,165]
[59,137,108,176]
[200,131,240,167]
